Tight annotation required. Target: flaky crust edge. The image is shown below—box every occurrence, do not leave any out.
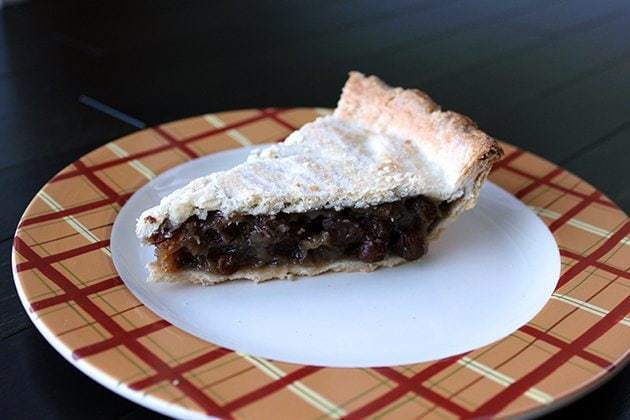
[335,71,503,195]
[334,71,503,241]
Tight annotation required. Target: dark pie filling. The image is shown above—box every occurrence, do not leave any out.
[147,195,452,275]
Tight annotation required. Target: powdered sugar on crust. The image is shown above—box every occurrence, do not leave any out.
[136,72,502,240]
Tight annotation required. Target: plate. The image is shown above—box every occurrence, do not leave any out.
[13,108,630,419]
[112,147,559,368]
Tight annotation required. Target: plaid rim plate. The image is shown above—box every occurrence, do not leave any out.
[12,108,630,419]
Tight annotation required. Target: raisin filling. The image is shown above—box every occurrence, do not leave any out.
[147,195,452,275]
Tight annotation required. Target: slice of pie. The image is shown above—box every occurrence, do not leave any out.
[136,72,503,284]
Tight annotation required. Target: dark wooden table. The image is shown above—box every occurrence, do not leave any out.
[1,1,628,418]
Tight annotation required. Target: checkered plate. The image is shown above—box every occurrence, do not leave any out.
[12,108,630,419]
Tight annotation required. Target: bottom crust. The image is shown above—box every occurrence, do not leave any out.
[147,256,406,285]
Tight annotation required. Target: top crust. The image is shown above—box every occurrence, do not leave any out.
[136,72,503,240]
[335,72,501,190]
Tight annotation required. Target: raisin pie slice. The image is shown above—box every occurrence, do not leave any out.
[136,72,503,284]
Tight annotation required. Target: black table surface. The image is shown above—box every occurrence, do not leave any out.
[1,1,629,418]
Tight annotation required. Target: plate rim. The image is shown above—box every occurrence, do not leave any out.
[11,107,630,419]
[12,249,210,420]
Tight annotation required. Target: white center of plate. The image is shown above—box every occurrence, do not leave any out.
[112,147,559,368]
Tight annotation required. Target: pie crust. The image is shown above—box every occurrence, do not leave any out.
[136,72,503,283]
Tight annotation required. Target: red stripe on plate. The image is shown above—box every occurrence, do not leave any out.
[223,366,322,413]
[345,354,470,419]
[14,237,230,418]
[72,320,171,359]
[548,192,602,232]
[556,221,630,290]
[19,193,132,227]
[16,240,110,272]
[129,347,232,390]
[491,149,524,171]
[472,295,630,416]
[500,165,616,209]
[560,249,630,280]
[73,160,126,204]
[153,126,198,159]
[515,168,564,199]
[263,110,297,131]
[53,144,175,182]
[519,325,611,369]
[30,276,123,312]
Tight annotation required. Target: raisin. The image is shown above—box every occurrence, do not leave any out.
[291,246,307,264]
[199,225,220,244]
[216,254,239,275]
[358,238,387,262]
[149,219,174,244]
[393,230,427,260]
[370,203,394,220]
[414,199,438,226]
[175,249,196,266]
[272,241,298,260]
[396,206,416,228]
[361,218,391,240]
[323,216,363,244]
[439,200,453,216]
